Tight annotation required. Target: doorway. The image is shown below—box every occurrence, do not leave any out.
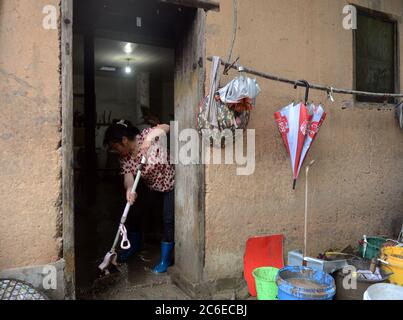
[61,0,208,299]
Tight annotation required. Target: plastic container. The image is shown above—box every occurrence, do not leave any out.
[252,267,279,300]
[333,258,391,300]
[363,283,403,300]
[380,246,403,286]
[276,266,336,300]
[359,237,386,259]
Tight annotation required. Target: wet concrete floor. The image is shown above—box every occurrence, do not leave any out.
[75,174,188,300]
[81,244,190,300]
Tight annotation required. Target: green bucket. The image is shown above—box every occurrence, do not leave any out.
[252,267,279,300]
[359,237,387,259]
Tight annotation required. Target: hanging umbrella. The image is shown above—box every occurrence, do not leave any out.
[274,103,292,156]
[297,104,327,174]
[274,102,310,189]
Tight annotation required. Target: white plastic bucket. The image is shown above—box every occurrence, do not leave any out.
[363,283,403,300]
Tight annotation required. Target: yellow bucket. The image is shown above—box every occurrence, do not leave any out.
[380,246,403,286]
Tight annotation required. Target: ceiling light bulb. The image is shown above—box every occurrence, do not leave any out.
[124,43,133,54]
[125,66,132,74]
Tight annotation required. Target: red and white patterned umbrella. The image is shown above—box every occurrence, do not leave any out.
[275,102,326,189]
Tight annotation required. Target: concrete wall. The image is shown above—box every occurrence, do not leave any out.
[0,0,61,270]
[204,0,403,281]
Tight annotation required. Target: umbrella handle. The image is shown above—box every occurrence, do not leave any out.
[294,80,311,105]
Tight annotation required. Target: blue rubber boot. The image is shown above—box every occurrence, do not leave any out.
[117,232,141,263]
[152,242,174,274]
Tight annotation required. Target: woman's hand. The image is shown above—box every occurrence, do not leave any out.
[126,189,138,205]
[141,125,170,157]
[140,139,152,156]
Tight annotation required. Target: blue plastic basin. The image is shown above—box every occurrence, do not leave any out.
[276,266,336,300]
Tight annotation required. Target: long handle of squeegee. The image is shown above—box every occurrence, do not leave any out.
[110,156,147,252]
[303,160,316,263]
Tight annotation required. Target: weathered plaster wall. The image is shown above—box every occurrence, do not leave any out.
[204,0,403,281]
[0,0,61,270]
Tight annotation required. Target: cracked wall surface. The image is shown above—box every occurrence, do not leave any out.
[204,0,403,281]
[0,0,62,270]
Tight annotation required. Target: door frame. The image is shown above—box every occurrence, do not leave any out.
[170,8,206,294]
[61,0,75,300]
[61,0,206,299]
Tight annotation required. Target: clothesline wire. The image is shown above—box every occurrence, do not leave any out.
[207,56,403,100]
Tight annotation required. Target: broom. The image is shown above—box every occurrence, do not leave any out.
[98,156,147,276]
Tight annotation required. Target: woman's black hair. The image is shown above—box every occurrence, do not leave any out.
[103,119,140,146]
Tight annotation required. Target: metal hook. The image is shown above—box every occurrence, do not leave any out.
[223,57,240,75]
[327,87,335,103]
[294,80,310,105]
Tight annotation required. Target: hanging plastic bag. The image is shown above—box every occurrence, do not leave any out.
[197,58,252,148]
[218,67,261,110]
[197,56,239,132]
[205,56,221,129]
[198,94,237,132]
[198,94,251,131]
[230,97,255,113]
